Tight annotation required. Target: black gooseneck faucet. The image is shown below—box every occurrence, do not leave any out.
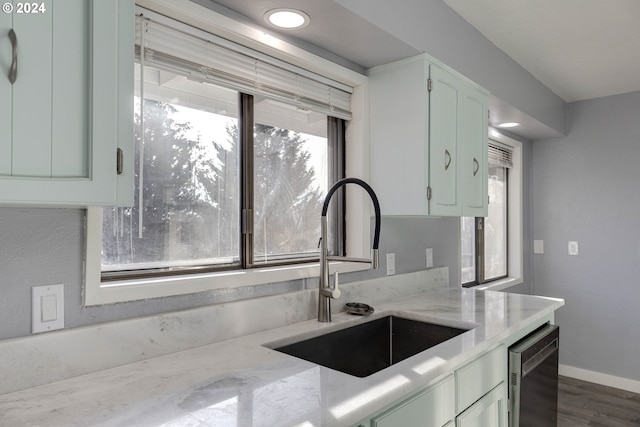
[318,178,381,322]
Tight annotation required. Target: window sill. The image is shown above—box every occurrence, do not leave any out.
[84,260,371,306]
[474,276,523,292]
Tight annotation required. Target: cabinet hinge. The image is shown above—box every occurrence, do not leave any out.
[427,187,432,200]
[116,148,124,175]
[427,78,433,92]
[241,208,253,235]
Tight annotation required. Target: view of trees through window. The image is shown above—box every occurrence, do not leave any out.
[102,87,329,273]
[253,122,326,262]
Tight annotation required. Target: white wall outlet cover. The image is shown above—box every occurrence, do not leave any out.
[568,241,579,256]
[425,248,434,268]
[386,253,396,276]
[32,284,64,334]
[533,240,544,254]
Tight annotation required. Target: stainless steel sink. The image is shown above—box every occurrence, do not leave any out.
[271,316,470,377]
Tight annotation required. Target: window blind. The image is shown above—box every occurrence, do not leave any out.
[488,140,513,168]
[135,11,353,120]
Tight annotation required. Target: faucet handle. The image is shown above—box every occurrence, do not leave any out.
[332,272,341,299]
[322,272,341,299]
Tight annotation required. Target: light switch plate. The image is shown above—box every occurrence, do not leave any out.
[32,284,64,334]
[386,253,396,276]
[425,248,433,268]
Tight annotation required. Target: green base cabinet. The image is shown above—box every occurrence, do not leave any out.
[371,376,454,427]
[0,0,133,206]
[456,383,507,427]
[354,345,508,427]
[369,54,488,217]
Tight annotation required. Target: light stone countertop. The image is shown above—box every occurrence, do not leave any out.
[0,271,564,427]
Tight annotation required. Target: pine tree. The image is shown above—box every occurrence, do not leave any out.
[103,100,324,267]
[216,123,324,260]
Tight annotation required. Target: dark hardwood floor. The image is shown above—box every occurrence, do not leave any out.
[558,375,640,426]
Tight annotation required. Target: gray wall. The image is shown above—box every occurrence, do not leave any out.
[0,209,459,340]
[532,91,640,382]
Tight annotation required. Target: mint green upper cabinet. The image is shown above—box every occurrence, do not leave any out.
[0,12,10,174]
[429,64,462,216]
[369,54,488,217]
[0,0,133,206]
[460,84,489,217]
[369,56,430,216]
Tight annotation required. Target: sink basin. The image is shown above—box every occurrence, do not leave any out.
[272,316,469,377]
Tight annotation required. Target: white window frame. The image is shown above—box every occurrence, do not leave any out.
[84,0,371,306]
[467,129,524,291]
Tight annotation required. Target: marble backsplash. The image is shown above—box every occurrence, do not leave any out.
[0,267,448,395]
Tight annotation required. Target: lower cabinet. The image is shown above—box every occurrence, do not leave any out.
[455,345,505,412]
[455,383,507,427]
[354,345,508,427]
[371,376,454,427]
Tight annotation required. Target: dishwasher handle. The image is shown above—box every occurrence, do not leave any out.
[522,337,558,377]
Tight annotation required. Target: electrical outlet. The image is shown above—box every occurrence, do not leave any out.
[568,241,579,256]
[386,253,396,276]
[425,248,433,268]
[534,240,544,254]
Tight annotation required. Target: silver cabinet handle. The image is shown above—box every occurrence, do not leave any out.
[473,157,479,176]
[444,149,451,170]
[8,29,17,84]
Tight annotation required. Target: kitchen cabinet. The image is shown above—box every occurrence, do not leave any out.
[455,344,505,412]
[455,383,507,427]
[369,376,454,427]
[354,345,506,427]
[0,0,133,206]
[369,54,488,217]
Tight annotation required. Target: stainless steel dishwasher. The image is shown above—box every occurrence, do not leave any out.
[509,323,560,426]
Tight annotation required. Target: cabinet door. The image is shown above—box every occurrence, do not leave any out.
[11,0,55,176]
[429,64,462,216]
[0,11,10,174]
[460,84,488,217]
[456,382,507,427]
[0,0,133,206]
[372,376,454,427]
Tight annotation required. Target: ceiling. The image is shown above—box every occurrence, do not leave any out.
[443,0,640,102]
[194,0,640,139]
[197,0,640,103]
[191,0,420,72]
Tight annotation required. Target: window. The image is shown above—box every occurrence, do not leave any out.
[462,132,522,288]
[84,6,369,305]
[102,66,340,279]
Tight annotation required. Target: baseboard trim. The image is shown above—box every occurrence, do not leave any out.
[559,364,640,394]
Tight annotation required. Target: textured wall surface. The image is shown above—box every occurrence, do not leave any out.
[0,208,460,340]
[532,91,640,382]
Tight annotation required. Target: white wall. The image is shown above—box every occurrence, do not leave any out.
[532,91,640,384]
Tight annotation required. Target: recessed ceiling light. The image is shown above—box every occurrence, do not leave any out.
[496,122,520,128]
[264,8,310,29]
